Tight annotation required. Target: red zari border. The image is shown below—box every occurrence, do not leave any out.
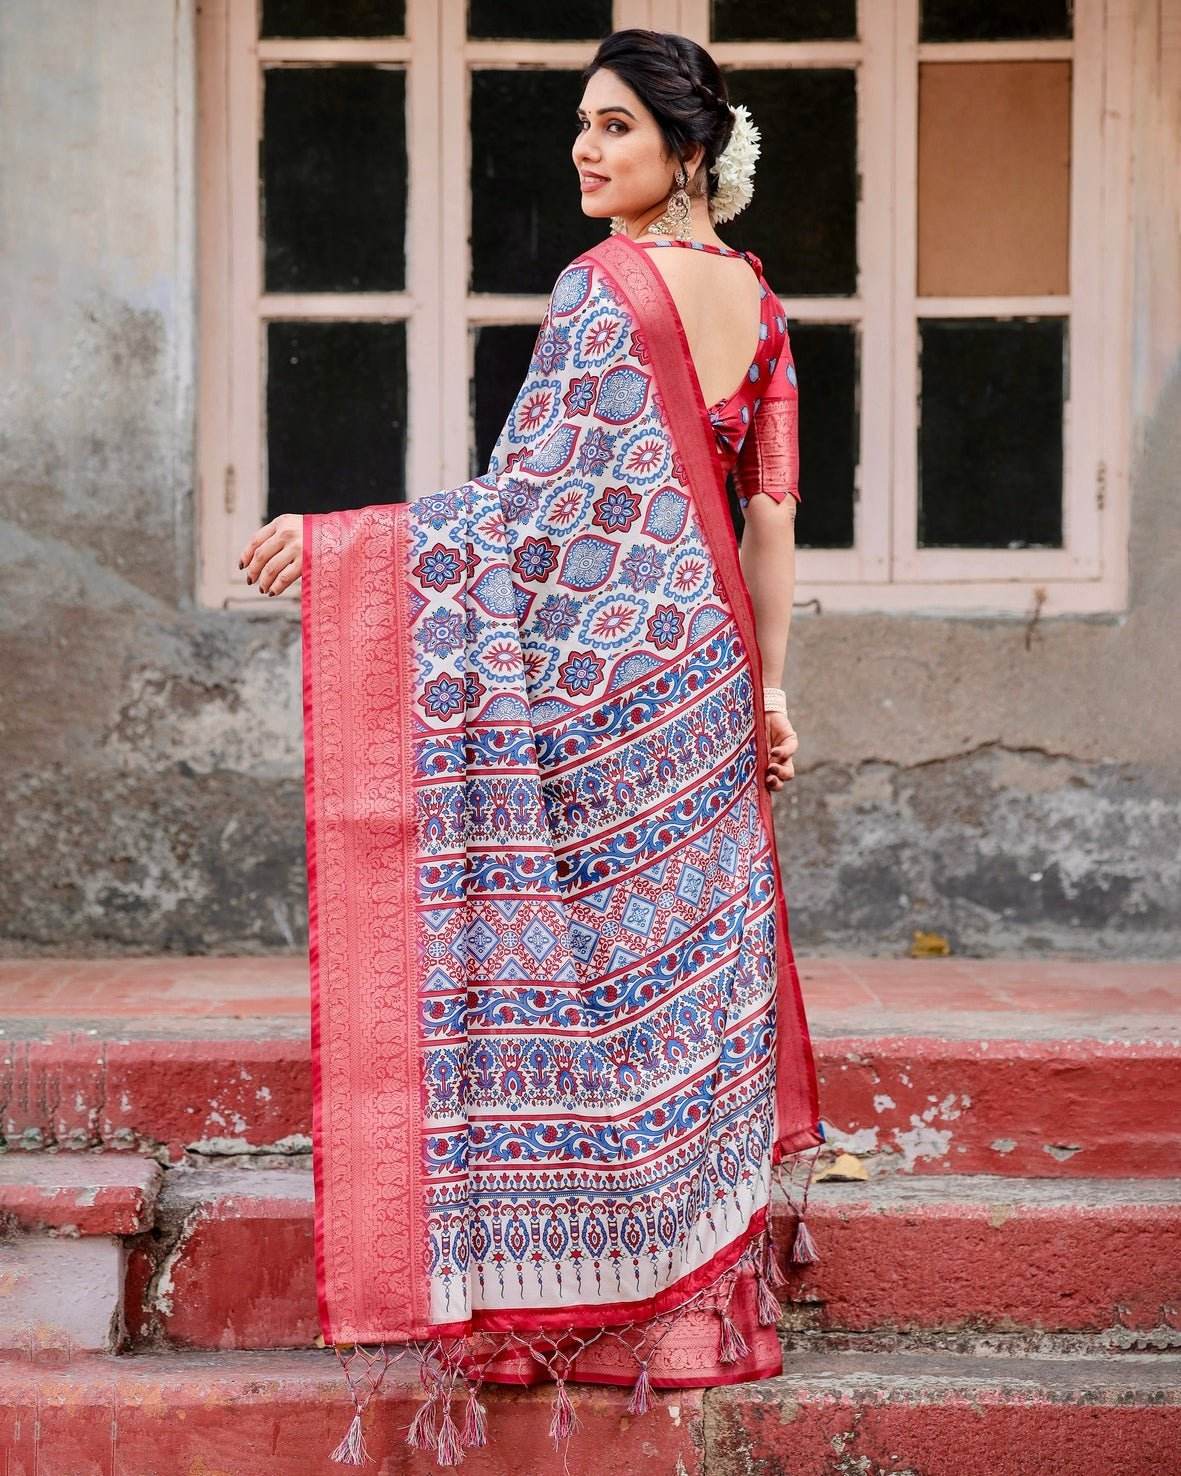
[303,505,428,1344]
[589,236,822,1164]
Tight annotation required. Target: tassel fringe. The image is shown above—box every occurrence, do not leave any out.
[328,1410,369,1466]
[549,1379,578,1447]
[791,1216,820,1264]
[406,1387,441,1451]
[762,1231,790,1290]
[626,1363,653,1416]
[462,1391,488,1449]
[756,1272,782,1326]
[717,1310,750,1365]
[434,1403,463,1467]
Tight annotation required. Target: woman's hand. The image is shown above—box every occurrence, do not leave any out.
[238,514,303,597]
[765,710,799,791]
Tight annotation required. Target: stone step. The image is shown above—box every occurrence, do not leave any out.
[116,1166,1181,1351]
[0,1149,163,1355]
[3,956,1177,1176]
[0,1146,161,1234]
[0,1348,702,1475]
[0,1346,1175,1475]
[124,1166,317,1349]
[707,1349,1180,1475]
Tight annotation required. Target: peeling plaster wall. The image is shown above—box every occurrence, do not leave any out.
[0,1,1178,957]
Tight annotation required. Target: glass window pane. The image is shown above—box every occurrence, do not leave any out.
[261,1,405,38]
[712,1,857,42]
[721,68,857,297]
[470,70,593,295]
[791,323,857,549]
[472,324,541,475]
[918,61,1070,298]
[266,321,407,517]
[921,0,1072,43]
[262,65,407,293]
[918,318,1065,548]
[467,0,612,41]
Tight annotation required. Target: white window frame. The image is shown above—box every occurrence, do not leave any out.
[197,0,442,611]
[197,0,1133,616]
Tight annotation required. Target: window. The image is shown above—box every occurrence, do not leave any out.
[198,0,1131,615]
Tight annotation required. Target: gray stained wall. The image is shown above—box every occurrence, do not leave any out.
[2,2,1179,958]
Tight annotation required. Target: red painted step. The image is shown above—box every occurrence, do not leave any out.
[774,1176,1181,1335]
[708,1351,1181,1476]
[118,1166,1181,1351]
[0,1150,163,1355]
[0,1348,705,1475]
[0,1147,160,1235]
[4,957,1178,1175]
[2,1346,1175,1476]
[124,1167,317,1349]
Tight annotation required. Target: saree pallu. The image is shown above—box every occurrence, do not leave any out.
[301,233,824,1466]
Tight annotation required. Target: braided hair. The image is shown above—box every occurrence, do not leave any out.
[580,30,735,204]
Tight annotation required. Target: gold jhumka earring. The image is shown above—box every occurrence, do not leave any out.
[610,162,694,239]
[646,164,693,239]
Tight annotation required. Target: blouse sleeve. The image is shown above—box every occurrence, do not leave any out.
[733,326,800,506]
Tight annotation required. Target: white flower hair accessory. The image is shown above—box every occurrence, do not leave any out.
[708,103,760,224]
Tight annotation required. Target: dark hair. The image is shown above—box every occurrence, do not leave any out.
[580,29,734,203]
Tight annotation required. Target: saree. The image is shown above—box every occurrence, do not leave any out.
[300,232,823,1466]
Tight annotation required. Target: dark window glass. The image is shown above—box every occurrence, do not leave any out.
[791,323,857,549]
[266,321,407,517]
[471,324,541,475]
[921,1,1072,42]
[471,71,592,295]
[918,318,1065,548]
[467,0,612,40]
[261,1,405,38]
[721,68,857,297]
[262,66,406,293]
[712,0,857,42]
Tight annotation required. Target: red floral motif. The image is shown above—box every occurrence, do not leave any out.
[556,648,606,696]
[591,485,641,534]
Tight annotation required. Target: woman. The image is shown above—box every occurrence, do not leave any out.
[239,28,822,1469]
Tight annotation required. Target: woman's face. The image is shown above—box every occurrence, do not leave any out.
[573,68,702,223]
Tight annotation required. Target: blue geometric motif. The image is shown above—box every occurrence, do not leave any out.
[550,264,592,317]
[557,534,618,592]
[523,424,579,475]
[642,488,690,543]
[594,365,650,425]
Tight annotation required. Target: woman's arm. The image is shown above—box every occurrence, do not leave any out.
[731,320,803,789]
[739,495,801,791]
[738,492,798,690]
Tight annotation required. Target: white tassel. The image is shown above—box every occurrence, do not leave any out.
[717,1310,750,1364]
[626,1363,653,1415]
[435,1402,463,1467]
[462,1391,488,1448]
[756,1272,782,1326]
[549,1378,578,1447]
[328,1409,369,1466]
[791,1216,820,1264]
[406,1389,440,1450]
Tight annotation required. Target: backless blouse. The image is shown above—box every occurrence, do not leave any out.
[635,238,801,509]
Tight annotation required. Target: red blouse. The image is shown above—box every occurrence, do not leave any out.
[636,238,801,507]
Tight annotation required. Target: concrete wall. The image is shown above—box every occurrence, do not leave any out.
[1,1,1178,958]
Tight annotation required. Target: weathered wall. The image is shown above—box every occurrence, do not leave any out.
[1,1,1178,957]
